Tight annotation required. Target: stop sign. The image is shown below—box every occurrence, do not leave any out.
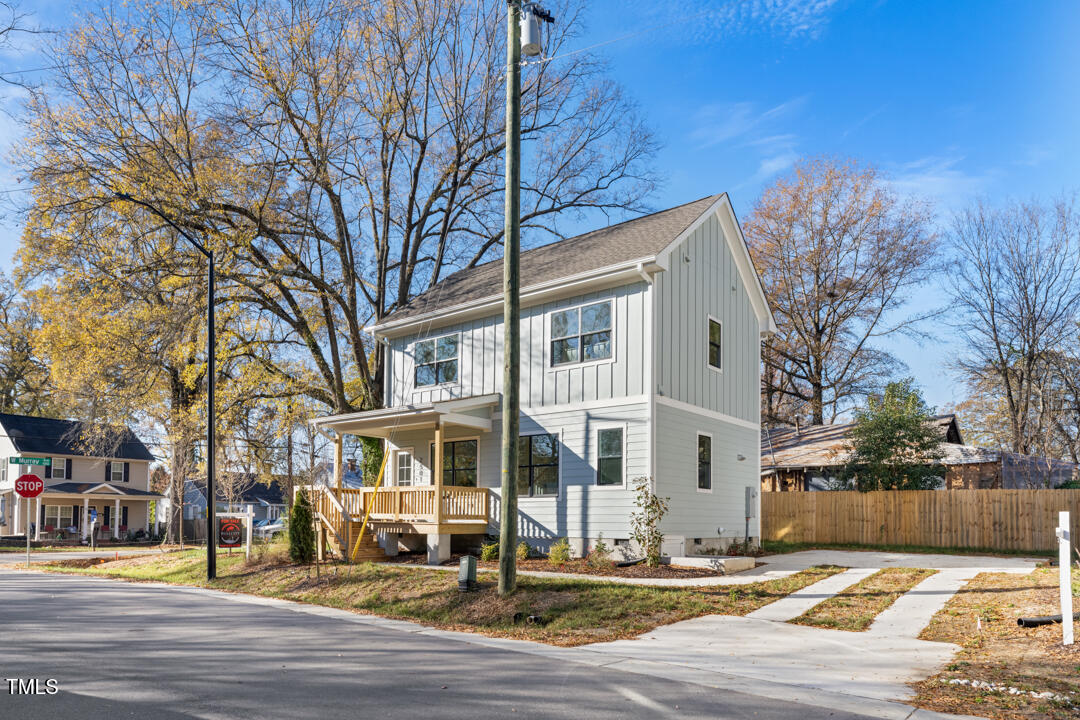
[15,474,44,498]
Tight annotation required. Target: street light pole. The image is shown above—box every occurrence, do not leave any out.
[114,192,217,580]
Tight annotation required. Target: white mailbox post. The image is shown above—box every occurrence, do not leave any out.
[1058,511,1074,646]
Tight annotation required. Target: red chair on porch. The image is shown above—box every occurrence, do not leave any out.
[99,525,110,540]
[44,525,54,533]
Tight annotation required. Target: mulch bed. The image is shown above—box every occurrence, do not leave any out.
[384,552,724,579]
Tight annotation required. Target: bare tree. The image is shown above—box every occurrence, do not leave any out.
[949,196,1080,455]
[745,156,939,425]
[19,0,659,416]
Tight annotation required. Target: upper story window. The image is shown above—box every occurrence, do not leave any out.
[51,458,67,480]
[109,461,126,484]
[550,300,612,367]
[708,318,722,370]
[414,334,459,387]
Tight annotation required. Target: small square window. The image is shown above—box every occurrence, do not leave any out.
[550,301,612,367]
[415,334,460,387]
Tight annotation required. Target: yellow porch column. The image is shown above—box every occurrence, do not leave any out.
[333,433,343,491]
[434,422,444,526]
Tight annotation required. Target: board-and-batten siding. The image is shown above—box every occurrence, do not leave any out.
[387,283,650,409]
[653,213,760,424]
[387,401,648,546]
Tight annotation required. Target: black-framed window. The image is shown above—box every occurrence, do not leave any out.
[597,428,624,486]
[708,319,722,370]
[697,434,712,491]
[430,439,477,487]
[550,301,612,366]
[415,334,459,387]
[518,434,559,497]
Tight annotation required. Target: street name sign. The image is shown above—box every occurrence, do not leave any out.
[8,457,51,467]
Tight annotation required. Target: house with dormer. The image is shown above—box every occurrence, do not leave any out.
[309,195,775,563]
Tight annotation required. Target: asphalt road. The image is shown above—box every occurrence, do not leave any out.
[0,571,891,720]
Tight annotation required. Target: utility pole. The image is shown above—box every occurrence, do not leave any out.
[499,1,552,596]
[114,192,217,580]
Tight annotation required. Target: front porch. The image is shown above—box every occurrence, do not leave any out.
[309,394,500,563]
[1,483,161,542]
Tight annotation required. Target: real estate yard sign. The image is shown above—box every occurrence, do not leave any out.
[15,474,43,568]
[218,518,243,548]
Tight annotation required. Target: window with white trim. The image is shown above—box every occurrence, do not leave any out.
[550,301,612,366]
[518,434,559,497]
[707,318,722,370]
[414,334,459,387]
[110,462,124,484]
[44,505,74,529]
[396,450,414,487]
[596,428,624,486]
[52,457,66,480]
[697,434,712,491]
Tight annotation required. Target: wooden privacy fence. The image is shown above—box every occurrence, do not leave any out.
[762,489,1080,553]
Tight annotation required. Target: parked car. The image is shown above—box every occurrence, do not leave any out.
[255,519,286,540]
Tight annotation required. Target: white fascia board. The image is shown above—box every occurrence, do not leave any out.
[367,259,662,340]
[655,194,777,336]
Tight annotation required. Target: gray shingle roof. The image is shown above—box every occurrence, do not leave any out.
[378,195,723,325]
[0,413,155,461]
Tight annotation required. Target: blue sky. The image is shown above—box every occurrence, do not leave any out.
[2,0,1078,412]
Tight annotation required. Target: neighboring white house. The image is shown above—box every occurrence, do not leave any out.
[311,194,775,562]
[0,413,160,542]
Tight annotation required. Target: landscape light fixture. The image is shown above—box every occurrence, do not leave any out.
[113,191,217,581]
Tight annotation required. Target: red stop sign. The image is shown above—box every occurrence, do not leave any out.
[15,474,44,498]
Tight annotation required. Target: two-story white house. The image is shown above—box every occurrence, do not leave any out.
[0,413,160,542]
[310,194,775,563]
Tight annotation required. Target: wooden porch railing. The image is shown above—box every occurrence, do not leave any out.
[298,484,352,552]
[338,486,489,524]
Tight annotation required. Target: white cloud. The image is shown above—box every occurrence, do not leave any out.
[689,97,804,185]
[611,0,842,46]
[890,155,998,211]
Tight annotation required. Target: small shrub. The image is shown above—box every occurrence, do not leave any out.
[587,533,614,568]
[288,490,316,564]
[480,541,499,562]
[516,541,530,561]
[630,477,669,567]
[548,538,571,566]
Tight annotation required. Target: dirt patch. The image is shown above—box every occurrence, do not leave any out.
[387,552,724,579]
[912,567,1080,719]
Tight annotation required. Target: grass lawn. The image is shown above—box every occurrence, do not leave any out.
[39,549,846,646]
[912,567,1080,720]
[790,567,937,631]
[763,540,1054,559]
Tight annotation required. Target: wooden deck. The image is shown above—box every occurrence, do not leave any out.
[305,484,492,562]
[339,486,490,534]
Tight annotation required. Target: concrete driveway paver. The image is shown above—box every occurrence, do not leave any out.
[583,613,962,702]
[747,567,879,622]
